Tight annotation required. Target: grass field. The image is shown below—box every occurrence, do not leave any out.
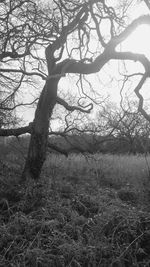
[1,153,150,266]
[44,153,150,200]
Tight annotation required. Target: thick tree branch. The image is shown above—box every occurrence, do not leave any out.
[56,15,150,76]
[0,125,31,137]
[144,0,150,11]
[48,140,94,156]
[111,52,150,73]
[0,50,30,61]
[56,96,93,113]
[47,142,68,157]
[110,15,150,48]
[55,53,109,75]
[134,74,150,122]
[56,49,150,77]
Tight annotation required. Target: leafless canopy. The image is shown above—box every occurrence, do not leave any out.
[0,0,150,136]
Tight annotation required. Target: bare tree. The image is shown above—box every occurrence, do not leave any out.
[97,100,150,154]
[1,0,150,180]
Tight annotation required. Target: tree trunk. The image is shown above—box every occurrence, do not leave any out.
[22,77,59,180]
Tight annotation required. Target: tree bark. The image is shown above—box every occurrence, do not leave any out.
[22,77,59,180]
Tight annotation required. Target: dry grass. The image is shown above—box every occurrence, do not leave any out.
[1,153,150,266]
[45,153,150,194]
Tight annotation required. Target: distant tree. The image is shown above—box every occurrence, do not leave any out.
[97,101,150,154]
[1,0,150,180]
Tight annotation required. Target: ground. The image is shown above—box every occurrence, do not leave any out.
[1,153,150,266]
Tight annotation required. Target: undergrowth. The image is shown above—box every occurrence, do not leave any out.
[0,154,150,266]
